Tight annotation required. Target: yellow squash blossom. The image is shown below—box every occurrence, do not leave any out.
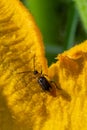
[0,0,87,130]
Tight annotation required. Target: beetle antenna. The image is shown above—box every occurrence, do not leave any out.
[33,54,38,73]
[40,66,42,74]
[33,54,36,71]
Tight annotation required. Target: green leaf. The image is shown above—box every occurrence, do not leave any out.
[64,2,79,50]
[74,0,87,32]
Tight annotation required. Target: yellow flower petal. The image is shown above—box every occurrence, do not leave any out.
[0,0,48,129]
[49,40,87,130]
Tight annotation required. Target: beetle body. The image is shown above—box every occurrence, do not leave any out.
[33,70,52,91]
[33,70,57,96]
[38,76,52,91]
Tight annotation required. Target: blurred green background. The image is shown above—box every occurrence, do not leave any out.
[21,0,87,65]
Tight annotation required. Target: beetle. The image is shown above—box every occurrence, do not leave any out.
[32,69,59,97]
[18,55,59,96]
[33,70,52,91]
